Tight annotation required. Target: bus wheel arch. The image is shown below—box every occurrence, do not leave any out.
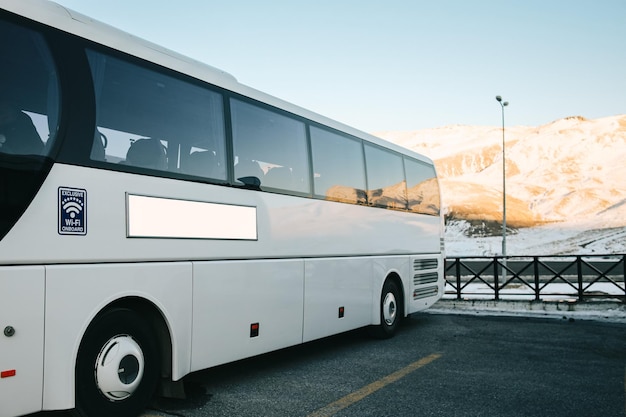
[369,273,405,339]
[72,298,171,417]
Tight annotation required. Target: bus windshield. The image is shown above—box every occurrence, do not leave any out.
[0,17,60,240]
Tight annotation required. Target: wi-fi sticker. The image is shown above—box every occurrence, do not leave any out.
[58,187,87,235]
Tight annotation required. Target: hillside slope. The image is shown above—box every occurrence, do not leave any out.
[377,114,626,255]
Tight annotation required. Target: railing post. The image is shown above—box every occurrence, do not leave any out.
[455,258,462,300]
[533,256,540,301]
[576,256,584,301]
[622,255,626,304]
[494,257,500,301]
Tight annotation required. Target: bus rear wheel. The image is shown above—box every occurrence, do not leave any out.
[369,279,403,339]
[73,308,160,417]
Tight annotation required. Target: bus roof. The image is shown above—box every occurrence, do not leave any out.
[1,0,433,164]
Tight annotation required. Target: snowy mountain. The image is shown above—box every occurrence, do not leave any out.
[376,114,626,256]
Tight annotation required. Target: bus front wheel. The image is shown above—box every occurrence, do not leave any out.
[73,308,160,417]
[369,279,403,339]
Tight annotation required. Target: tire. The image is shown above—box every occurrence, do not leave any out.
[369,279,403,339]
[72,308,160,417]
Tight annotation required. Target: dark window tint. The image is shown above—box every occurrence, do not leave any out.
[230,99,310,193]
[0,18,60,241]
[405,157,440,215]
[310,126,366,204]
[364,144,407,210]
[87,50,227,180]
[0,21,59,156]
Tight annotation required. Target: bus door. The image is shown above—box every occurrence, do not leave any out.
[0,266,45,417]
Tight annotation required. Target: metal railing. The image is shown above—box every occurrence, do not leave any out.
[445,255,626,302]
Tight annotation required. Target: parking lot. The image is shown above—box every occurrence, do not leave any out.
[33,312,626,417]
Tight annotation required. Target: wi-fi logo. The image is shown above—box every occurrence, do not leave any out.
[62,200,83,219]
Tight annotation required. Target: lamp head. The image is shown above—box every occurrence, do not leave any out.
[495,95,502,102]
[503,101,509,106]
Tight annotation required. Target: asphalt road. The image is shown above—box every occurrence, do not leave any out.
[30,313,626,417]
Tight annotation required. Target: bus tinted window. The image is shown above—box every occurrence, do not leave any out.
[230,99,310,193]
[0,17,60,242]
[310,126,366,205]
[404,157,440,215]
[0,20,59,156]
[364,144,407,210]
[87,50,227,180]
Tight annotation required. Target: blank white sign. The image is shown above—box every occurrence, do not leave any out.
[127,194,257,240]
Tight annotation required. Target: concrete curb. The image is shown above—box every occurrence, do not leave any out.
[426,299,626,323]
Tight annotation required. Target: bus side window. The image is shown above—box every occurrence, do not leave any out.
[230,98,309,193]
[0,19,59,156]
[405,157,440,216]
[310,126,367,205]
[86,49,227,179]
[364,144,407,210]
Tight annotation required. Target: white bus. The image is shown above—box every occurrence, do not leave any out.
[0,1,444,416]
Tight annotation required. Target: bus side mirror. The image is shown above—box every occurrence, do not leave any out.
[237,176,262,191]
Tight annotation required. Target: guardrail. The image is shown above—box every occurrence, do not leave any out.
[445,255,626,302]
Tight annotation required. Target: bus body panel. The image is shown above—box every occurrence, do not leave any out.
[191,260,305,371]
[0,267,45,417]
[41,262,193,411]
[303,257,375,342]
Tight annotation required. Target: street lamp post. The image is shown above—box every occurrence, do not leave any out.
[495,96,509,272]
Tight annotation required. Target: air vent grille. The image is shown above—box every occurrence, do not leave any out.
[413,272,439,286]
[413,258,438,271]
[413,286,439,299]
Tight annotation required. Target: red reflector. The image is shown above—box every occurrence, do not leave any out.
[1,370,16,378]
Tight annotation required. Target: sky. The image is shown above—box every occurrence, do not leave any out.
[50,0,626,133]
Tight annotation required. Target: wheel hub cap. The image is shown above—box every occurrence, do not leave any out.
[383,292,397,326]
[95,335,145,401]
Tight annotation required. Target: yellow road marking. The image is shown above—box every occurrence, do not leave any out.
[307,352,442,417]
